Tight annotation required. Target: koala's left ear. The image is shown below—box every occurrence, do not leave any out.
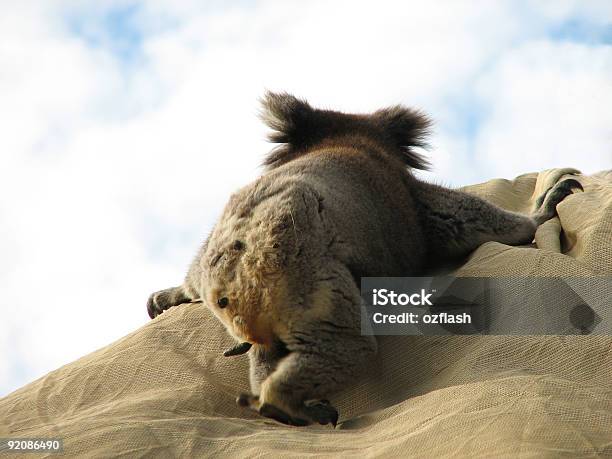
[260,92,313,144]
[259,91,318,169]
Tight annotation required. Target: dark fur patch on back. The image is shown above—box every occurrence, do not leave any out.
[260,91,431,170]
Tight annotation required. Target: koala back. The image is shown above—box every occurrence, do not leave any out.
[190,94,429,346]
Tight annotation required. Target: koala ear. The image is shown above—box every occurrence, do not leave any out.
[260,92,313,144]
[260,91,432,171]
[259,91,318,168]
[371,105,431,170]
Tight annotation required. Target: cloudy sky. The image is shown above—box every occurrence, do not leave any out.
[1,0,611,396]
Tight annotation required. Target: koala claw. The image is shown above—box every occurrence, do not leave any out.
[146,292,166,319]
[236,392,256,408]
[146,287,201,319]
[533,177,584,225]
[535,177,583,211]
[303,399,338,427]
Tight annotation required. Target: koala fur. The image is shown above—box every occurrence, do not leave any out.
[147,92,582,427]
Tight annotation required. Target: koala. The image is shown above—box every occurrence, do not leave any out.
[147,92,582,427]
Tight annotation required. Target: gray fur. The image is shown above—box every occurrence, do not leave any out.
[146,93,581,426]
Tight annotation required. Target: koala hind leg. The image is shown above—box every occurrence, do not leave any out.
[238,262,377,427]
[239,333,375,427]
[246,341,290,397]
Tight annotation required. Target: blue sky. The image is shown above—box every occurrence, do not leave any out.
[1,0,611,396]
[551,17,612,44]
[69,4,144,56]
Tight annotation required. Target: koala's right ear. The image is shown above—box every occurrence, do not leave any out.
[370,105,431,170]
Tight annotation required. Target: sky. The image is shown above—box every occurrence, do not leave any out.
[1,0,611,396]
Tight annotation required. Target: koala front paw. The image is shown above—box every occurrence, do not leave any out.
[146,286,192,319]
[533,176,583,225]
[236,393,338,427]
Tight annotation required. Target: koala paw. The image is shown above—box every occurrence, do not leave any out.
[259,402,310,427]
[303,399,339,427]
[236,393,338,427]
[147,286,191,319]
[533,176,583,225]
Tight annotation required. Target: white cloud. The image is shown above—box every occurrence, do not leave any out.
[1,0,611,395]
[473,40,612,179]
